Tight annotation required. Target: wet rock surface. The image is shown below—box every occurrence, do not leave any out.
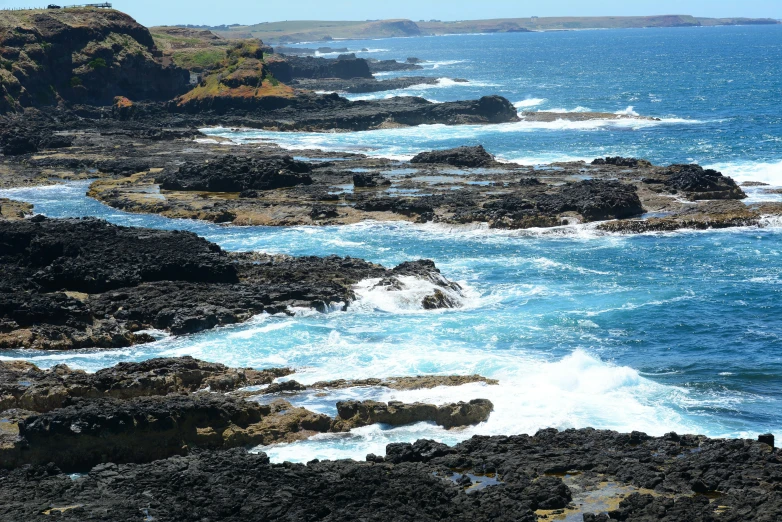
[332,399,494,431]
[1,428,779,521]
[0,217,460,349]
[0,357,495,472]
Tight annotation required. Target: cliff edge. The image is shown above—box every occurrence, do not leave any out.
[0,7,189,112]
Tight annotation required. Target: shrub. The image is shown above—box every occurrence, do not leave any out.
[88,58,107,69]
[70,76,82,87]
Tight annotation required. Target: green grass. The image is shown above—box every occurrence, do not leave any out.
[171,49,226,70]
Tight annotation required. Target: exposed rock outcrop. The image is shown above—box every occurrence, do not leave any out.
[291,76,449,94]
[1,429,779,521]
[0,198,33,220]
[592,156,652,168]
[367,58,424,73]
[411,145,496,167]
[0,356,292,413]
[0,217,460,349]
[0,8,188,112]
[332,399,494,431]
[310,374,499,391]
[654,164,747,200]
[275,55,373,80]
[353,172,391,188]
[157,154,313,192]
[2,394,332,471]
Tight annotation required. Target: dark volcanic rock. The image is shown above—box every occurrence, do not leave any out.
[411,145,496,167]
[280,55,373,79]
[659,164,746,200]
[367,58,424,73]
[6,394,332,471]
[332,399,493,431]
[592,156,652,168]
[0,218,459,349]
[0,217,237,294]
[353,172,391,188]
[156,154,313,192]
[2,428,779,521]
[484,180,644,226]
[0,356,292,413]
[292,76,444,94]
[222,93,521,131]
[0,125,72,155]
[535,179,645,221]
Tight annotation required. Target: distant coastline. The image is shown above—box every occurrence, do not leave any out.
[169,15,782,44]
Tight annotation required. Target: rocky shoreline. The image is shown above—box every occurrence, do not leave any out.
[0,356,779,521]
[0,216,464,350]
[2,7,782,522]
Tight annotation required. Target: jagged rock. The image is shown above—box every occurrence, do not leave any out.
[411,145,496,167]
[0,218,458,349]
[310,204,339,220]
[535,179,645,221]
[485,180,644,225]
[353,172,391,188]
[422,289,460,309]
[1,427,781,520]
[291,76,444,94]
[331,399,493,431]
[658,164,746,200]
[157,155,313,192]
[0,356,292,413]
[367,58,424,73]
[1,395,331,471]
[592,157,652,168]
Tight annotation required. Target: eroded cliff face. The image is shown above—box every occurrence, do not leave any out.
[0,8,189,112]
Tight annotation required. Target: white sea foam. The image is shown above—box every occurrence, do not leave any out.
[706,160,782,186]
[615,106,640,117]
[425,59,468,69]
[513,98,547,109]
[261,349,698,463]
[350,275,473,314]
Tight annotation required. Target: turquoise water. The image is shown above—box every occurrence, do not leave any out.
[3,27,782,462]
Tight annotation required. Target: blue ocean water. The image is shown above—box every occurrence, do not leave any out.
[218,25,782,183]
[2,27,782,462]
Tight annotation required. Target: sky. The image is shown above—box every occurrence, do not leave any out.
[1,0,780,27]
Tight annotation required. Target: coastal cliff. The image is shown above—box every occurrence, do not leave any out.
[0,8,189,112]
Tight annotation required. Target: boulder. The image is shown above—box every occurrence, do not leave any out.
[660,164,746,200]
[411,145,496,167]
[353,172,392,188]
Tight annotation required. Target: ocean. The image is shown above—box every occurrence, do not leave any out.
[2,25,782,462]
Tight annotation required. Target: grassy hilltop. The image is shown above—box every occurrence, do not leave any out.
[193,15,780,43]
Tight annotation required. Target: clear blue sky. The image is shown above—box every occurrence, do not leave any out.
[1,0,780,26]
